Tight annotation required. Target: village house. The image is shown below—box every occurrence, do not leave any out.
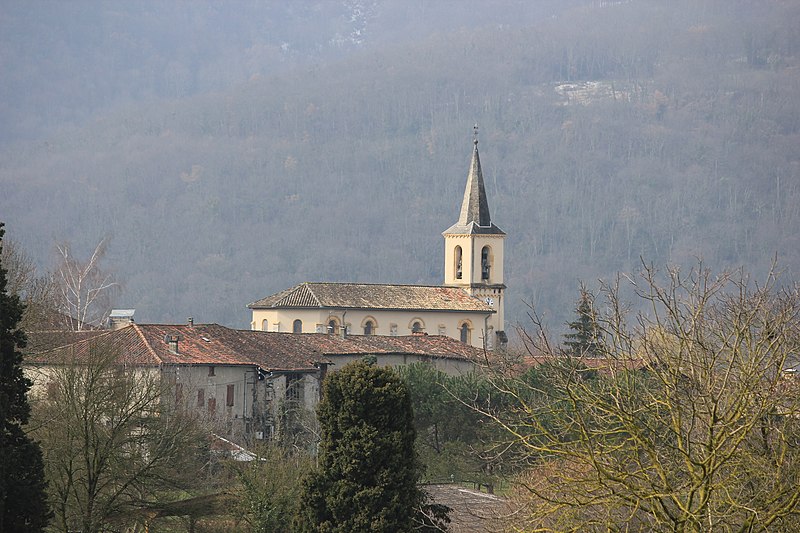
[24,319,481,443]
[249,131,508,350]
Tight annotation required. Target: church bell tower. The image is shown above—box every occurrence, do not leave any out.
[443,127,506,348]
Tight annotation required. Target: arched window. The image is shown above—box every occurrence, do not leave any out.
[293,319,303,333]
[410,319,425,333]
[481,246,491,281]
[454,246,463,279]
[327,318,339,335]
[261,319,268,332]
[361,317,377,336]
[459,321,472,344]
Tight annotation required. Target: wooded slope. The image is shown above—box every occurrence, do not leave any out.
[2,0,798,331]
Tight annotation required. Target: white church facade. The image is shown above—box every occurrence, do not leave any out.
[249,132,507,350]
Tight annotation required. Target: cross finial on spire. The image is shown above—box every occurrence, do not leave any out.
[473,123,479,145]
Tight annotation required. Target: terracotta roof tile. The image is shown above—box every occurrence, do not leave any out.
[24,324,482,370]
[24,327,163,366]
[249,283,494,313]
[23,330,108,354]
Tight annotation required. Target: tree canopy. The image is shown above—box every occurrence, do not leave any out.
[30,339,206,533]
[296,359,423,533]
[486,263,800,531]
[563,285,603,357]
[0,223,49,532]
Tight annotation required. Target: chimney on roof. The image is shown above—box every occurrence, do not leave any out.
[165,334,180,353]
[108,309,135,330]
[188,317,194,327]
[340,324,347,340]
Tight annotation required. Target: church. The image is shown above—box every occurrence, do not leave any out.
[249,130,507,350]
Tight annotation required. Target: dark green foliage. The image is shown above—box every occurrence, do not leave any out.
[563,286,603,357]
[0,223,49,532]
[400,363,511,489]
[296,360,423,533]
[1,427,50,533]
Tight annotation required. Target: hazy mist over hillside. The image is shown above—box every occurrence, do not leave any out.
[2,0,799,335]
[0,0,578,143]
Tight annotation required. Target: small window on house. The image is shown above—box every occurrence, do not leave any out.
[208,366,215,377]
[390,324,398,335]
[412,321,423,333]
[363,320,375,335]
[261,319,268,331]
[286,373,302,402]
[207,397,216,415]
[481,246,491,281]
[455,246,463,279]
[197,388,205,407]
[293,319,303,333]
[226,384,235,407]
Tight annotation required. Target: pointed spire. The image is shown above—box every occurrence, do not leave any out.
[458,125,492,227]
[444,126,504,236]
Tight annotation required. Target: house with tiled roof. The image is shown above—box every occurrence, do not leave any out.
[249,130,508,350]
[24,321,480,442]
[24,322,324,442]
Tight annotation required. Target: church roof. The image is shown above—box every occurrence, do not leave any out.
[248,282,494,313]
[444,136,505,236]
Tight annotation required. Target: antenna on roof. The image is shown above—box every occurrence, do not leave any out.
[473,123,479,145]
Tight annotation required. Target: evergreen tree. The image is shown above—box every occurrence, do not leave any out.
[296,359,423,533]
[0,223,49,532]
[563,285,603,358]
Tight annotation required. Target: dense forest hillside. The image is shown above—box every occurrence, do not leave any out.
[2,0,799,333]
[0,0,579,143]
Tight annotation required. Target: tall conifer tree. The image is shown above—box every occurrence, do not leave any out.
[0,223,49,531]
[297,359,422,533]
[563,285,603,358]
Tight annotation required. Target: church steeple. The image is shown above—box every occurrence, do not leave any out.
[442,127,507,349]
[458,135,492,227]
[446,126,505,236]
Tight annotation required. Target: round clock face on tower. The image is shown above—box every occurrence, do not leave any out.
[485,297,495,307]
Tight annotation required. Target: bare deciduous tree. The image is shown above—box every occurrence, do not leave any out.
[229,443,311,532]
[482,263,800,532]
[30,340,207,533]
[54,238,119,331]
[0,235,56,330]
